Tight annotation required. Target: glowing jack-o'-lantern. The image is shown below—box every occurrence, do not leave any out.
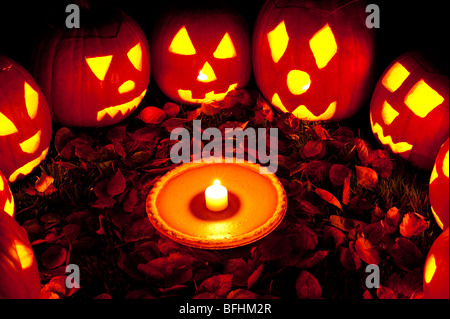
[423,228,449,299]
[0,209,41,299]
[252,0,375,121]
[0,55,52,183]
[31,5,150,127]
[370,51,449,170]
[151,5,251,104]
[429,138,449,230]
[0,171,14,217]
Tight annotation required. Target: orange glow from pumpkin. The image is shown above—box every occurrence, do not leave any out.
[178,83,238,103]
[85,55,113,81]
[267,20,289,63]
[97,89,147,121]
[404,80,444,118]
[287,70,310,95]
[431,207,444,230]
[19,130,42,154]
[424,254,437,284]
[14,240,34,270]
[9,148,49,183]
[381,101,399,125]
[118,80,136,94]
[0,112,18,136]
[127,43,143,71]
[24,82,39,119]
[169,26,196,55]
[443,150,449,178]
[309,24,337,69]
[197,62,217,82]
[370,114,413,154]
[213,33,237,59]
[382,62,410,93]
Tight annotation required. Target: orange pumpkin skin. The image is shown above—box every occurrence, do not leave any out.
[252,0,375,121]
[370,51,449,170]
[151,5,251,105]
[423,228,449,299]
[429,139,449,230]
[0,55,52,183]
[0,210,41,299]
[32,5,150,127]
[0,171,14,217]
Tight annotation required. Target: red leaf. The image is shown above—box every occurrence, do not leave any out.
[329,164,351,186]
[163,102,180,118]
[377,286,397,299]
[35,173,55,194]
[296,250,329,269]
[295,271,322,299]
[383,207,400,233]
[137,106,166,124]
[222,89,252,108]
[329,215,366,233]
[354,138,372,166]
[369,149,393,178]
[314,188,342,210]
[247,264,264,289]
[338,245,362,270]
[41,245,67,269]
[227,289,259,299]
[301,140,326,160]
[160,118,189,132]
[122,188,138,213]
[314,124,331,140]
[198,274,233,299]
[355,166,378,189]
[354,234,380,265]
[252,95,274,124]
[107,169,126,197]
[399,212,428,238]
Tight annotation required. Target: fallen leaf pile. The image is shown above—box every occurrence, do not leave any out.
[11,88,439,299]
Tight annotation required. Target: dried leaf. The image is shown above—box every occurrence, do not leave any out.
[377,286,397,299]
[354,138,372,166]
[301,140,326,160]
[247,264,264,289]
[198,274,233,299]
[41,245,67,269]
[338,244,362,270]
[227,289,259,299]
[35,173,55,193]
[355,234,380,265]
[329,215,366,233]
[384,207,401,234]
[399,212,428,238]
[355,166,378,189]
[370,149,393,178]
[107,169,126,197]
[329,164,351,186]
[163,102,180,118]
[222,89,252,108]
[296,271,322,299]
[314,188,342,210]
[137,106,166,124]
[296,250,329,269]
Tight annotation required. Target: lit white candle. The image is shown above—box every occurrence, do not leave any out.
[205,180,228,211]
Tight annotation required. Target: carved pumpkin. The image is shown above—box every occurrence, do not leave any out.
[370,51,449,170]
[423,228,449,299]
[151,4,251,104]
[0,171,14,217]
[429,138,449,230]
[0,209,41,299]
[252,0,375,121]
[31,4,150,127]
[0,55,52,183]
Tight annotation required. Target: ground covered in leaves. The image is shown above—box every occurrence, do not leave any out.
[12,87,440,299]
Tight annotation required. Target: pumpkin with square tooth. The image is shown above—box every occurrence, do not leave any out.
[0,55,52,183]
[370,51,449,170]
[31,4,150,127]
[151,4,251,105]
[252,0,375,121]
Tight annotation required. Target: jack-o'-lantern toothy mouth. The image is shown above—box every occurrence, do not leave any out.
[370,113,413,154]
[9,148,49,183]
[178,83,238,103]
[271,93,336,121]
[97,89,147,121]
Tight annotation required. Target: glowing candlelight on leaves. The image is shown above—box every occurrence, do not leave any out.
[205,180,228,211]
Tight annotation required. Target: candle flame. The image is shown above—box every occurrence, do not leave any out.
[213,180,221,186]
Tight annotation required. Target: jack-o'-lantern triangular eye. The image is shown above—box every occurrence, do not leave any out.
[169,26,196,55]
[24,82,39,119]
[309,24,337,69]
[127,43,143,71]
[0,112,18,136]
[267,20,289,63]
[382,62,410,93]
[213,33,236,59]
[85,55,113,81]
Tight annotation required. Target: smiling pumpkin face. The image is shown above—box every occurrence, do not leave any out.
[0,55,52,183]
[370,51,449,170]
[151,6,251,105]
[253,0,375,121]
[32,5,150,127]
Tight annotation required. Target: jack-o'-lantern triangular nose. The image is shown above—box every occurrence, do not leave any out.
[197,62,217,83]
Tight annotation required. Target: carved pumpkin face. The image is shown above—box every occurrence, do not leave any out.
[252,0,375,121]
[0,209,41,299]
[370,51,449,170]
[423,228,449,299]
[0,171,14,217]
[429,138,449,229]
[151,7,251,104]
[32,5,150,127]
[0,55,52,183]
